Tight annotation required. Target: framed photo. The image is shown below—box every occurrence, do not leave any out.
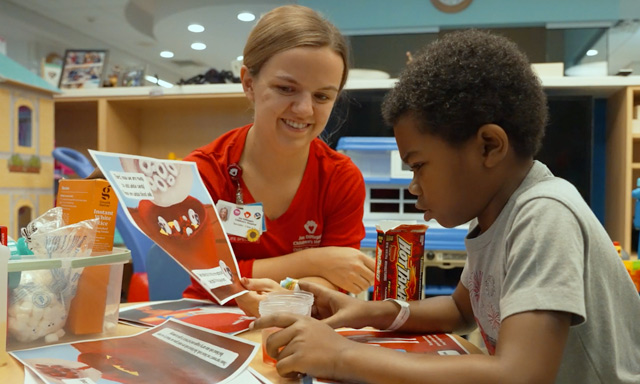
[58,49,108,89]
[120,66,145,87]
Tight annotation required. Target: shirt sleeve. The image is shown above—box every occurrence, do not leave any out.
[183,150,227,201]
[500,198,586,325]
[320,159,366,249]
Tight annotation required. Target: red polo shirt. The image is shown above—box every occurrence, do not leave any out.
[183,124,365,300]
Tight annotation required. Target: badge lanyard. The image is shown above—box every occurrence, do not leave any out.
[227,163,243,204]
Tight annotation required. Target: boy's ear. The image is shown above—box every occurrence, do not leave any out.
[240,65,255,102]
[477,124,508,168]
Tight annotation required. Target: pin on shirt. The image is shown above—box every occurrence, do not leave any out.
[227,163,243,204]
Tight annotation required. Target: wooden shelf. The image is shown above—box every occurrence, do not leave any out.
[605,86,640,252]
[54,86,254,160]
[53,81,640,252]
[53,75,640,101]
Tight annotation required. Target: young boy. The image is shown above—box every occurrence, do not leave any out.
[252,30,640,383]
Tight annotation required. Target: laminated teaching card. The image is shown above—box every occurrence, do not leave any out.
[302,329,471,383]
[90,150,246,304]
[11,319,258,384]
[119,299,254,335]
[336,329,470,355]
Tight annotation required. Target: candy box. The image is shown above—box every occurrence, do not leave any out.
[4,249,130,351]
[373,221,428,301]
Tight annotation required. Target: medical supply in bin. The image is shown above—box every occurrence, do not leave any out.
[5,249,131,351]
[0,241,10,365]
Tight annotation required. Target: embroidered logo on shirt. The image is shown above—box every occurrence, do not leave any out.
[304,220,318,234]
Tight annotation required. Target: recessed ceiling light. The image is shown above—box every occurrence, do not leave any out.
[145,75,173,88]
[191,42,206,51]
[157,79,174,88]
[237,12,255,22]
[236,55,244,61]
[160,50,174,58]
[188,24,205,33]
[586,49,598,56]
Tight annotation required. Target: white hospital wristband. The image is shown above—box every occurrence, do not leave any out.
[384,298,410,331]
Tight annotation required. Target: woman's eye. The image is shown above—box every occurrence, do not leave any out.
[314,93,330,102]
[277,85,294,93]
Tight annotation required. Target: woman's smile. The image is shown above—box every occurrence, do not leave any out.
[282,118,311,130]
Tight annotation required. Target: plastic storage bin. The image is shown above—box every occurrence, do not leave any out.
[4,248,131,351]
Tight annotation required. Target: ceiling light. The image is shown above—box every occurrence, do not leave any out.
[160,50,174,58]
[586,49,598,56]
[236,55,243,61]
[237,12,255,22]
[188,24,204,33]
[191,42,206,51]
[158,79,173,88]
[145,75,173,88]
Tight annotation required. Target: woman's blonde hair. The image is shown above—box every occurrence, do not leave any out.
[243,5,349,90]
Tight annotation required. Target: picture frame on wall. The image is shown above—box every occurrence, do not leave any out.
[120,66,145,87]
[58,49,108,89]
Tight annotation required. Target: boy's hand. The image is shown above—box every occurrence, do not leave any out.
[252,313,354,380]
[299,281,372,329]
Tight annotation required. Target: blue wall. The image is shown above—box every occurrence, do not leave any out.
[301,0,628,34]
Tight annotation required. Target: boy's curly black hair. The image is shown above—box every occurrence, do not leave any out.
[382,29,548,158]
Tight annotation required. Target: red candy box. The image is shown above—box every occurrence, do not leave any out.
[373,221,428,301]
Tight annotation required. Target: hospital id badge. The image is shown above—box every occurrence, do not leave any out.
[215,200,264,242]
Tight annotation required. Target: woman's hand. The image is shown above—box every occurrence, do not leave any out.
[308,247,375,294]
[235,277,286,317]
[242,277,285,293]
[252,313,355,380]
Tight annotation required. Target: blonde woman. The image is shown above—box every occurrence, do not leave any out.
[183,5,374,315]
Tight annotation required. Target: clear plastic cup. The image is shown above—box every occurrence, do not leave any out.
[258,290,314,317]
[259,290,314,365]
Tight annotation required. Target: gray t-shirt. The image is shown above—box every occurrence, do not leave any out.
[461,161,640,383]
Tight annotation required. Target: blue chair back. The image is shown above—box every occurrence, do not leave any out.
[145,243,191,301]
[52,147,94,178]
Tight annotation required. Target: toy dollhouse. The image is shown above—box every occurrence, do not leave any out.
[0,53,60,239]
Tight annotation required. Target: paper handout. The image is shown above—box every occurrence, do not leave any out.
[90,150,246,304]
[11,319,258,384]
[119,299,254,334]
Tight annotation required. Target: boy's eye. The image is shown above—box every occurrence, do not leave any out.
[410,163,424,172]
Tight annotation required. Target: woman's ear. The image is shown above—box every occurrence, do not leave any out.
[240,65,254,102]
[477,124,509,168]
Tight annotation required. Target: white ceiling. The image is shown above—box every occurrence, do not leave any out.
[3,0,640,84]
[3,0,294,84]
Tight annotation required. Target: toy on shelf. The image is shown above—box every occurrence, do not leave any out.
[632,178,640,237]
[627,178,640,292]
